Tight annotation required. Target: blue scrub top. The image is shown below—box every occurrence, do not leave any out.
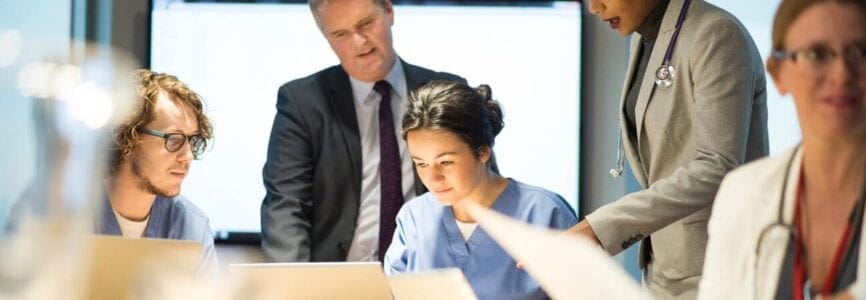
[385,179,577,300]
[97,195,218,272]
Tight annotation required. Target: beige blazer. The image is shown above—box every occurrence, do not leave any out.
[698,147,866,300]
[584,0,768,298]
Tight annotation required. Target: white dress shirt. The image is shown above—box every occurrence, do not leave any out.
[345,57,418,261]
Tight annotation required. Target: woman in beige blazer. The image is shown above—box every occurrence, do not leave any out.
[699,0,866,299]
[569,0,769,298]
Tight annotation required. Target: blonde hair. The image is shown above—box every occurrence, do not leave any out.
[768,0,866,74]
[109,69,213,173]
[772,0,866,51]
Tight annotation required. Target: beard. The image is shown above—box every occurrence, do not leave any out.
[130,153,180,198]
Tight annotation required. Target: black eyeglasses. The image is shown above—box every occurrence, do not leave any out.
[139,128,207,158]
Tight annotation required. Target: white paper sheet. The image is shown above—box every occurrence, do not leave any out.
[466,202,651,300]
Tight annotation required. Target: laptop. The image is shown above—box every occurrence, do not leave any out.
[83,235,203,300]
[230,262,393,300]
[388,268,478,300]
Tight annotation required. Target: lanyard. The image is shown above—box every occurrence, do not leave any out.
[792,173,866,299]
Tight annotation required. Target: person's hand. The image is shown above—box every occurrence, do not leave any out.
[565,220,602,246]
[516,261,526,269]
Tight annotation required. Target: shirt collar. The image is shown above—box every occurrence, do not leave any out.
[637,0,669,43]
[349,56,406,105]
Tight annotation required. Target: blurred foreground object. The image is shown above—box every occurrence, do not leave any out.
[0,41,137,299]
[467,202,652,300]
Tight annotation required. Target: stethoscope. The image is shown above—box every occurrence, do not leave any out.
[610,0,693,178]
[753,146,799,280]
[752,145,866,299]
[748,146,798,299]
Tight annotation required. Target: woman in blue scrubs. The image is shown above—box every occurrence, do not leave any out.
[384,80,577,300]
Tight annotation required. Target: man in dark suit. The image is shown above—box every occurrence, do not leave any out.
[260,0,465,262]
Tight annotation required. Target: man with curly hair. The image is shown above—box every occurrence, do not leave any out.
[102,69,217,269]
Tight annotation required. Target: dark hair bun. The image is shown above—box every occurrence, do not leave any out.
[476,84,504,136]
[475,84,492,101]
[403,80,505,152]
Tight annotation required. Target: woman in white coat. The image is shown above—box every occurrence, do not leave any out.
[698,0,866,299]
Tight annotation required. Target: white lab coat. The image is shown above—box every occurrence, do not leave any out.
[698,146,866,299]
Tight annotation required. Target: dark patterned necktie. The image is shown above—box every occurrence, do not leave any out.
[374,80,404,261]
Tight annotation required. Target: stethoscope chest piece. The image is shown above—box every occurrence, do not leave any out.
[653,0,694,89]
[655,64,675,87]
[609,0,693,178]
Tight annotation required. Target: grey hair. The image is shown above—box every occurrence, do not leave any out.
[309,0,390,14]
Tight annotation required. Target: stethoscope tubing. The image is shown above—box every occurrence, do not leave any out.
[662,0,693,66]
[611,0,694,179]
[754,145,866,298]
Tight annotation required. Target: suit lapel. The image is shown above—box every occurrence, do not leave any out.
[403,61,424,92]
[326,67,363,191]
[402,61,429,196]
[634,0,683,147]
[327,61,428,198]
[620,36,647,185]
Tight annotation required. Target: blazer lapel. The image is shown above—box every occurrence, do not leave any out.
[402,61,429,196]
[326,67,363,192]
[634,0,684,146]
[620,36,648,186]
[403,60,424,92]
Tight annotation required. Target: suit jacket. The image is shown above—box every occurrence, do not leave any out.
[699,146,866,300]
[584,0,769,298]
[260,60,465,262]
